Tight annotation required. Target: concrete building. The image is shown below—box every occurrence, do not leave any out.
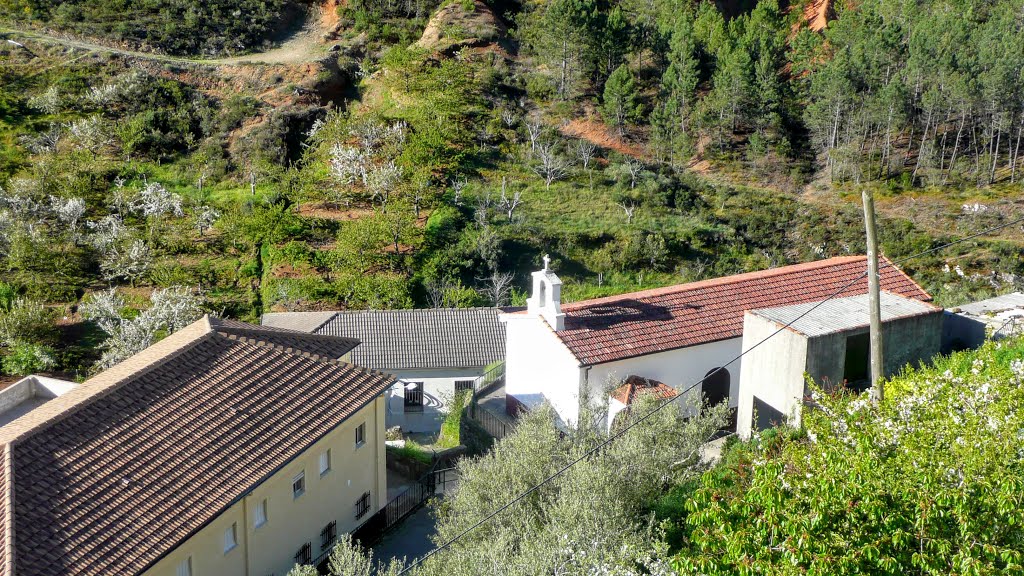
[0,316,394,576]
[736,292,943,438]
[263,308,505,433]
[941,292,1024,352]
[502,256,932,429]
[0,375,78,427]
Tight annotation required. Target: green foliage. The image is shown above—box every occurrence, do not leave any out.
[676,339,1024,574]
[1,341,57,375]
[436,390,469,449]
[387,439,434,465]
[602,64,642,134]
[1,0,295,55]
[0,298,57,347]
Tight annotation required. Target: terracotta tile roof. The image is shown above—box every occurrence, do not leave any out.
[610,376,678,405]
[554,256,930,366]
[209,316,359,358]
[0,316,393,576]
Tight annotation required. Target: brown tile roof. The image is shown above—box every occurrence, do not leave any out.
[610,376,678,405]
[554,256,930,366]
[209,316,359,358]
[0,316,393,576]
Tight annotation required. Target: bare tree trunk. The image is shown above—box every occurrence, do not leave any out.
[1012,121,1023,183]
[944,107,967,184]
[912,108,933,180]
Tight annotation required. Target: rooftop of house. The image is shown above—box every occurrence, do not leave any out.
[953,292,1024,318]
[538,256,931,366]
[748,291,941,337]
[610,375,678,406]
[263,307,506,371]
[0,316,393,576]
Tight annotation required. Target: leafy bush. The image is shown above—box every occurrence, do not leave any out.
[436,390,469,449]
[677,338,1024,574]
[0,298,57,347]
[2,342,57,375]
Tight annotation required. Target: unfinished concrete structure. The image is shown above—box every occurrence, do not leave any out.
[737,292,943,438]
[941,292,1024,353]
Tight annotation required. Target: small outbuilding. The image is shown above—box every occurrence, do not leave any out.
[737,292,943,439]
[941,292,1024,353]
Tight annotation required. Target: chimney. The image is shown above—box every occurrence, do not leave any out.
[527,254,565,330]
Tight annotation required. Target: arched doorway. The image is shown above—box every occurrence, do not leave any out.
[703,367,730,407]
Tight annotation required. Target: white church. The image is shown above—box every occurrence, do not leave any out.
[501,255,933,430]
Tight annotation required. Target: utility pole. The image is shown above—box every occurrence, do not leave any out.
[862,189,884,403]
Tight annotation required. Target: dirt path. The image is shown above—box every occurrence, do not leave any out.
[0,2,337,66]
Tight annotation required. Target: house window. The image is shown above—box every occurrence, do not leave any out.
[455,380,474,394]
[292,471,305,498]
[320,520,338,551]
[253,499,267,528]
[355,491,371,520]
[223,522,237,554]
[319,450,331,476]
[404,382,424,412]
[294,542,312,566]
[175,557,192,576]
[355,422,366,447]
[539,280,547,306]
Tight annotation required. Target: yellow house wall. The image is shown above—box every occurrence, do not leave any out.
[143,395,387,576]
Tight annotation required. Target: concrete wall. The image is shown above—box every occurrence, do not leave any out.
[144,396,387,576]
[386,367,484,433]
[941,311,988,353]
[585,338,742,415]
[737,310,943,439]
[502,314,583,426]
[737,316,808,439]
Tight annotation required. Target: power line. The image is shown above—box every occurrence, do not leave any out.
[396,214,1024,575]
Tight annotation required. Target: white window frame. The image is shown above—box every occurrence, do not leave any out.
[253,498,267,528]
[355,422,366,447]
[175,556,192,576]
[292,471,305,499]
[319,449,332,477]
[223,522,237,554]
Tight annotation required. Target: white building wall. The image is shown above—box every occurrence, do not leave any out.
[584,338,743,415]
[385,367,484,433]
[736,314,809,439]
[502,314,583,426]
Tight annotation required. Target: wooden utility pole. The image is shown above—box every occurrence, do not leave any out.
[862,189,884,403]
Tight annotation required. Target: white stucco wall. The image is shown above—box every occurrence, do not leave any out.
[386,367,485,433]
[502,314,583,426]
[736,314,809,439]
[584,338,743,416]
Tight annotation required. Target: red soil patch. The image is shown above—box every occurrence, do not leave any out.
[560,118,648,160]
[298,203,375,221]
[381,243,414,254]
[802,0,832,32]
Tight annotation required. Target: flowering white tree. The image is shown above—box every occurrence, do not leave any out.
[99,238,152,286]
[65,115,113,157]
[131,182,184,218]
[366,160,403,207]
[27,85,63,114]
[194,205,220,236]
[329,144,368,186]
[49,195,87,236]
[81,287,203,369]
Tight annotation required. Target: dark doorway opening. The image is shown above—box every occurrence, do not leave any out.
[843,333,870,392]
[703,367,731,407]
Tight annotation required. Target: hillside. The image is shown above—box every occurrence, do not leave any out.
[0,0,1021,381]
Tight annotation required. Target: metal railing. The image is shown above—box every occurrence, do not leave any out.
[345,466,459,551]
[468,404,513,440]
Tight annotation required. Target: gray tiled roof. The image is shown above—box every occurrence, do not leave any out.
[749,291,940,337]
[260,311,338,333]
[288,308,506,370]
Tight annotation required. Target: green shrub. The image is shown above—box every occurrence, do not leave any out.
[437,390,469,449]
[2,342,57,375]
